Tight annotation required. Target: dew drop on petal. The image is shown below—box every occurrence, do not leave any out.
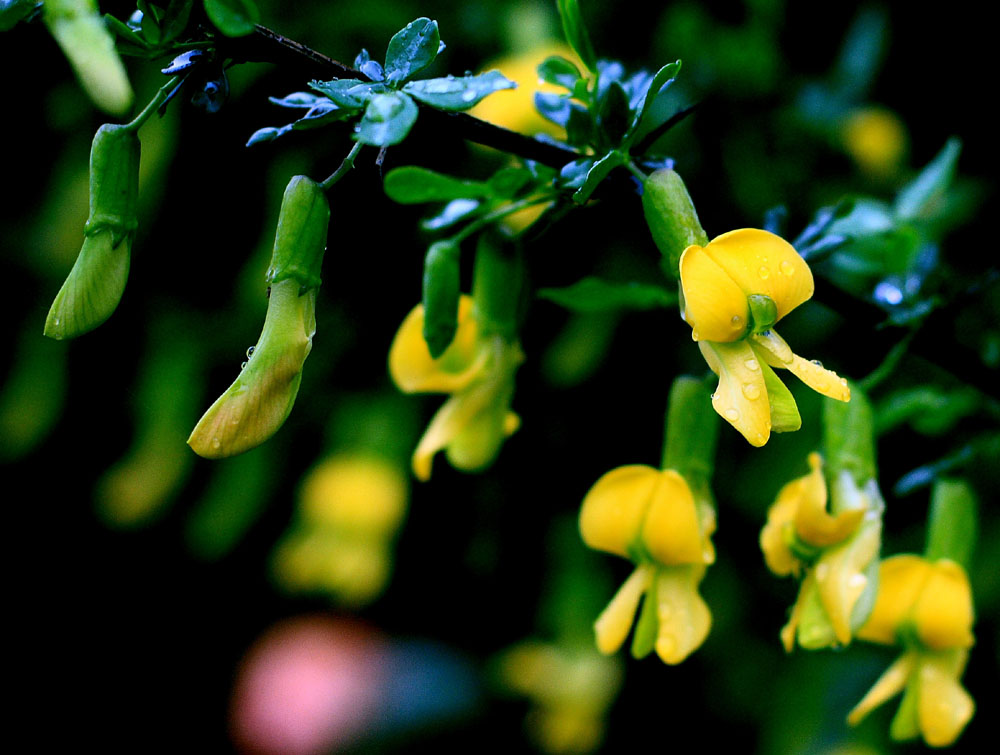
[246,346,255,358]
[241,361,247,370]
[744,358,759,371]
[710,392,718,400]
[840,378,848,387]
[742,383,761,400]
[811,359,823,367]
[691,329,700,342]
[211,438,222,451]
[779,260,795,276]
[731,314,743,328]
[758,266,770,280]
[724,408,740,422]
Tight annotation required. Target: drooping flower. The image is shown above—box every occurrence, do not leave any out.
[389,295,523,481]
[579,465,715,664]
[848,555,975,747]
[760,453,883,650]
[679,229,850,446]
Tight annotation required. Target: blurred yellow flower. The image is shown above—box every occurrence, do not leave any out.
[579,465,715,664]
[272,452,408,607]
[497,641,623,754]
[842,107,907,178]
[848,555,975,747]
[389,295,523,481]
[680,229,850,446]
[761,453,883,650]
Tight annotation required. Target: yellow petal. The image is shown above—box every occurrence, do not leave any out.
[679,245,750,342]
[814,514,882,645]
[188,280,314,458]
[699,340,771,447]
[699,229,814,321]
[594,564,654,654]
[780,570,813,652]
[760,479,804,577]
[389,296,484,393]
[917,650,974,747]
[857,555,932,645]
[847,651,916,726]
[579,465,660,558]
[641,470,706,565]
[411,389,482,481]
[794,453,864,547]
[300,454,408,534]
[913,560,975,650]
[751,329,851,402]
[654,565,711,664]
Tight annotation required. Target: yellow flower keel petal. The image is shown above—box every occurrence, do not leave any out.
[847,651,915,726]
[699,340,771,447]
[594,564,655,654]
[654,566,711,664]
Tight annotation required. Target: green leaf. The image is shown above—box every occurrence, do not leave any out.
[356,91,418,146]
[596,80,630,148]
[203,0,260,38]
[488,167,534,199]
[537,277,676,312]
[309,78,384,110]
[384,166,490,204]
[160,0,194,44]
[0,0,37,32]
[384,17,440,86]
[556,0,596,72]
[537,55,582,91]
[925,479,977,570]
[534,92,572,128]
[894,137,961,220]
[626,60,681,144]
[565,104,593,147]
[558,158,593,190]
[403,71,515,111]
[572,150,623,203]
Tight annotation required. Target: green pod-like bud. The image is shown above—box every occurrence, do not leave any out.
[823,383,876,486]
[188,176,330,459]
[422,239,461,359]
[43,0,133,115]
[641,169,708,278]
[45,124,141,340]
[472,232,523,341]
[266,176,330,291]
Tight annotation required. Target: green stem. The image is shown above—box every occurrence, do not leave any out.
[859,329,916,392]
[124,76,182,133]
[319,141,364,191]
[450,194,557,245]
[625,159,648,183]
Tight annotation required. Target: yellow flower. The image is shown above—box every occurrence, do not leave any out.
[841,107,907,178]
[389,295,523,481]
[679,229,850,446]
[761,454,883,650]
[579,466,715,664]
[497,641,623,754]
[848,556,975,747]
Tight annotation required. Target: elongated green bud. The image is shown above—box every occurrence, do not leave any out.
[823,383,876,487]
[422,240,461,358]
[43,0,133,115]
[642,169,708,278]
[189,176,330,459]
[45,124,140,339]
[472,232,523,341]
[662,375,718,497]
[266,176,330,291]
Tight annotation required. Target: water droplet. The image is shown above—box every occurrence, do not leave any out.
[779,260,795,276]
[240,361,247,370]
[742,383,761,400]
[691,329,700,342]
[710,392,718,400]
[815,563,829,582]
[744,358,759,371]
[724,408,740,422]
[211,438,221,451]
[811,359,823,367]
[874,281,904,306]
[840,378,848,387]
[758,266,770,279]
[53,317,60,326]
[230,418,240,427]
[731,314,743,328]
[461,89,477,102]
[246,345,255,358]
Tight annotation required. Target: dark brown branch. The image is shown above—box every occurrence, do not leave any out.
[225,24,580,169]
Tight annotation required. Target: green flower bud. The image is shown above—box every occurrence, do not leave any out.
[641,169,708,278]
[45,124,140,340]
[266,176,330,291]
[422,240,461,359]
[188,176,330,459]
[472,232,523,341]
[43,0,133,115]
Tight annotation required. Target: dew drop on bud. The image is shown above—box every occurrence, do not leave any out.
[724,408,740,422]
[758,266,770,279]
[744,358,759,371]
[779,260,795,276]
[741,383,760,400]
[731,314,743,328]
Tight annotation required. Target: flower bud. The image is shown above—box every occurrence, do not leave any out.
[43,0,133,115]
[641,169,708,277]
[45,124,140,339]
[188,176,330,458]
[421,240,461,358]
